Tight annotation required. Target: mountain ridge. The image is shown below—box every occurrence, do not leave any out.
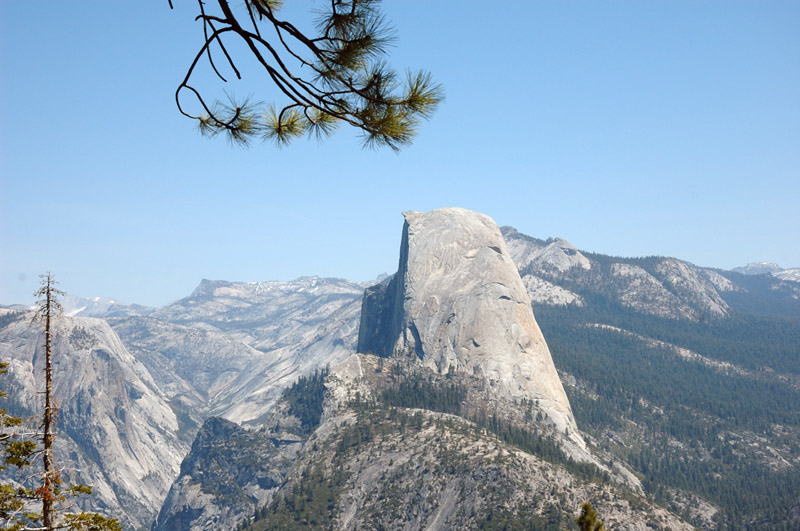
[1,213,798,530]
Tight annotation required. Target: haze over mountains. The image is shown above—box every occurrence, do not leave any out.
[732,262,800,283]
[1,209,798,530]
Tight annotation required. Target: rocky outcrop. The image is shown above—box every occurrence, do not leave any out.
[733,262,784,276]
[152,417,287,531]
[653,258,731,318]
[246,354,687,531]
[501,227,591,273]
[733,262,800,284]
[521,274,585,307]
[611,262,697,319]
[609,259,732,320]
[357,208,582,444]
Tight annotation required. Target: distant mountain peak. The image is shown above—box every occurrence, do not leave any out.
[732,262,784,276]
[60,294,151,318]
[731,262,800,283]
[501,226,590,273]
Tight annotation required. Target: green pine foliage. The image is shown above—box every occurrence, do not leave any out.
[575,501,606,531]
[472,412,609,485]
[378,372,608,484]
[474,503,564,531]
[175,0,442,150]
[251,463,344,530]
[380,374,466,415]
[534,293,800,529]
[282,367,330,435]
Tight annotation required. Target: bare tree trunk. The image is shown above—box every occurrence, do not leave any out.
[28,274,118,530]
[42,285,54,530]
[34,273,62,531]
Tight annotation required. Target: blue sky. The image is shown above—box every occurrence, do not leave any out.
[2,1,798,307]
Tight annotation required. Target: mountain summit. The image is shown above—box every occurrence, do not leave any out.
[358,207,582,445]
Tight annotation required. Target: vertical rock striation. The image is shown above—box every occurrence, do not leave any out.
[357,208,582,443]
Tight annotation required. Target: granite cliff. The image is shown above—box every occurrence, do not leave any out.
[358,208,583,446]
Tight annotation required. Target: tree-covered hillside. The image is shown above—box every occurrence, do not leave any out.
[536,298,800,529]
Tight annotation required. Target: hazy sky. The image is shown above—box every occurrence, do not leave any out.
[2,1,798,307]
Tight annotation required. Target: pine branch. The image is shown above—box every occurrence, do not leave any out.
[172,0,442,149]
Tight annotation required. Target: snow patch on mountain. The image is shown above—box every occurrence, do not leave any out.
[775,268,800,283]
[732,262,784,276]
[61,294,153,318]
[732,263,800,284]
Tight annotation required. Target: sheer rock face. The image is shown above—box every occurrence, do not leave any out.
[358,208,581,442]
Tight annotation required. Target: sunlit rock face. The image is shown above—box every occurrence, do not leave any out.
[358,208,581,442]
[0,311,186,529]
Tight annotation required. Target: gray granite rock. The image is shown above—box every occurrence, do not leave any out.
[0,311,186,529]
[358,208,582,445]
[151,417,287,531]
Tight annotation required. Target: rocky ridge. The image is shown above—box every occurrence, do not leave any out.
[61,294,153,318]
[732,262,785,276]
[115,277,364,426]
[501,228,741,320]
[733,262,800,284]
[2,212,799,530]
[238,353,687,530]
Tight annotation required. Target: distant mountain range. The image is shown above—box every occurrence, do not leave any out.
[1,278,366,528]
[732,262,800,283]
[1,211,798,530]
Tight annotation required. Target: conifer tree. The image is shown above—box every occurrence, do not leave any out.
[1,361,38,524]
[172,0,442,150]
[0,273,121,531]
[575,501,606,531]
[32,272,65,529]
